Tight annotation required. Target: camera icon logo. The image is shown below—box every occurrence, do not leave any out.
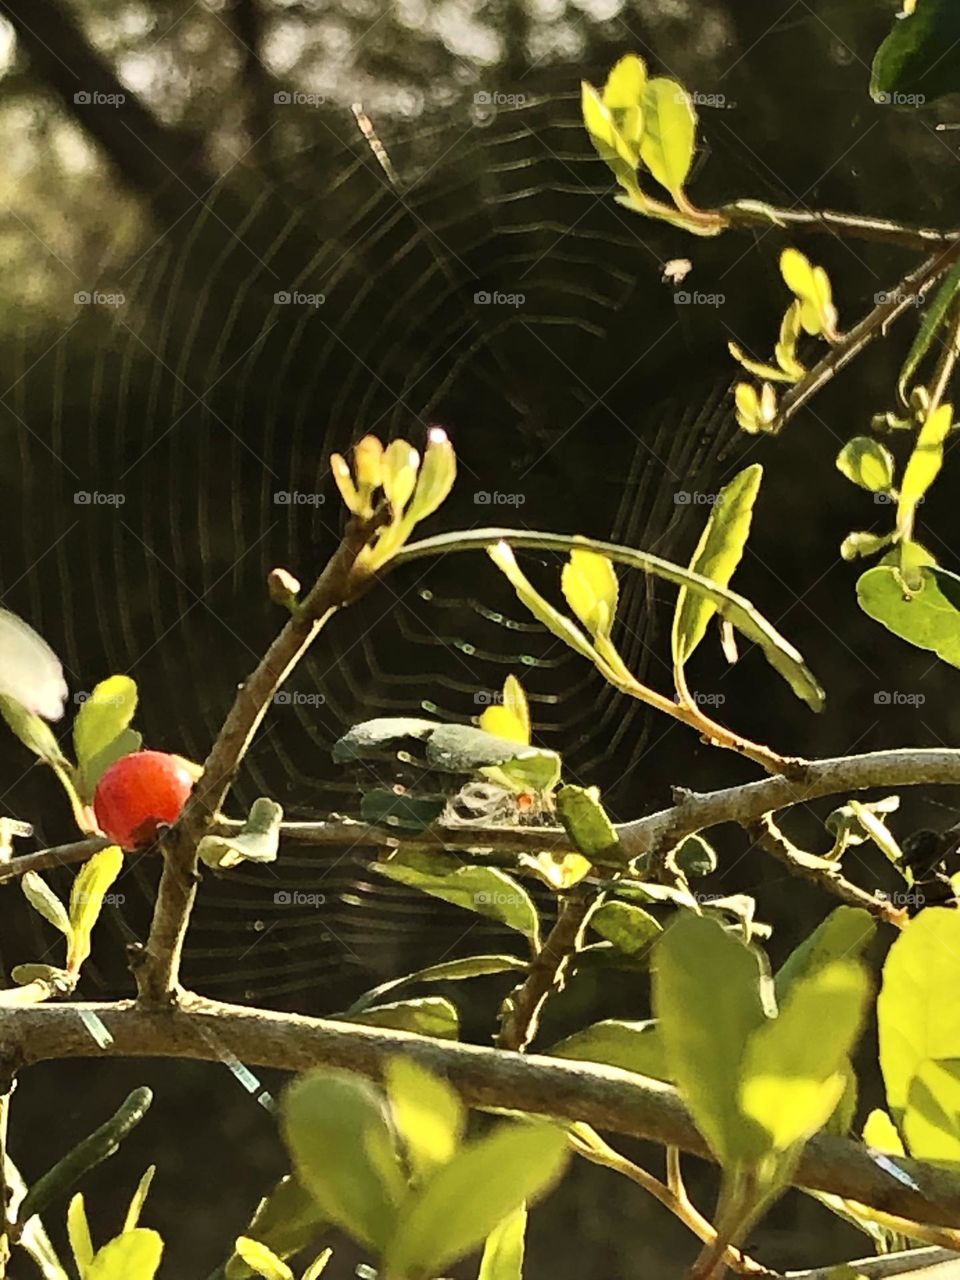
[674,490,691,505]
[474,491,491,504]
[474,291,491,304]
[74,91,91,105]
[474,91,492,105]
[674,290,691,304]
[74,292,91,305]
[874,691,892,705]
[74,491,91,504]
[274,491,291,504]
[275,691,292,705]
[274,291,291,305]
[274,91,292,105]
[274,890,292,904]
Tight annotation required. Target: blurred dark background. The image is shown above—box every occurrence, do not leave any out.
[0,0,958,1274]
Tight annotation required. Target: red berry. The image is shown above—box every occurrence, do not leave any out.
[93,750,195,850]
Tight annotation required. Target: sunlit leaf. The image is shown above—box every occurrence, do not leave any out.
[383,1124,568,1280]
[857,563,960,666]
[671,834,717,878]
[233,1238,294,1280]
[898,403,952,539]
[67,1193,94,1275]
[122,1166,156,1234]
[561,549,619,640]
[386,1058,465,1181]
[549,1019,671,1081]
[67,845,124,972]
[898,261,960,405]
[0,695,69,766]
[654,914,770,1164]
[345,954,527,1018]
[863,1107,905,1157]
[836,438,895,493]
[903,1058,960,1160]
[581,80,639,186]
[556,784,620,860]
[840,531,893,562]
[224,1174,326,1280]
[780,248,838,339]
[73,676,137,772]
[22,870,71,938]
[774,907,875,1003]
[0,608,67,721]
[86,1230,163,1280]
[589,901,661,957]
[734,381,778,434]
[639,78,696,198]
[198,797,283,869]
[344,996,460,1039]
[672,463,762,668]
[77,728,143,803]
[601,53,646,158]
[478,1204,526,1280]
[281,1071,405,1252]
[480,673,530,745]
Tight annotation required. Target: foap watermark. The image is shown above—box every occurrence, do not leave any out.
[878,888,925,908]
[74,892,126,906]
[274,890,327,906]
[679,690,727,708]
[274,290,325,308]
[74,290,125,307]
[674,490,720,506]
[74,90,125,107]
[875,91,925,107]
[686,91,734,110]
[74,690,128,706]
[274,90,326,108]
[874,690,926,707]
[474,290,525,308]
[474,91,527,108]
[274,490,326,505]
[274,691,326,707]
[474,890,524,907]
[74,491,125,506]
[674,290,725,308]
[474,690,505,706]
[874,289,926,307]
[474,490,525,506]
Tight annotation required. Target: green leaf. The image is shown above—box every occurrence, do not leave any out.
[122,1166,155,1233]
[898,403,953,540]
[76,728,143,803]
[85,1230,163,1280]
[774,907,876,1005]
[561,550,619,640]
[0,607,67,721]
[780,248,838,339]
[374,848,540,943]
[589,901,661,957]
[67,1194,93,1275]
[426,724,561,795]
[871,0,960,105]
[555,785,620,860]
[67,845,124,972]
[580,80,638,186]
[739,960,869,1153]
[840,531,893,562]
[359,787,446,833]
[281,1070,405,1253]
[480,674,530,745]
[846,800,904,868]
[233,1238,294,1280]
[639,78,696,199]
[0,695,69,766]
[397,529,825,711]
[383,1123,568,1279]
[653,914,770,1164]
[734,381,779,434]
[549,1019,671,1081]
[857,563,960,666]
[21,871,71,938]
[386,1058,465,1181]
[224,1174,326,1280]
[11,963,72,991]
[73,676,137,771]
[878,908,960,1119]
[478,1204,526,1280]
[727,341,796,385]
[671,464,763,669]
[672,834,717,878]
[835,438,895,493]
[301,1250,333,1280]
[902,1057,960,1160]
[601,53,646,158]
[345,954,528,1018]
[332,717,438,762]
[344,996,460,1039]
[898,261,960,406]
[198,797,283,869]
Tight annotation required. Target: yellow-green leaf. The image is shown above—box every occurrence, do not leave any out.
[781,248,838,339]
[581,81,638,184]
[0,695,69,766]
[73,676,137,770]
[734,381,778,433]
[233,1238,294,1280]
[863,1108,905,1157]
[672,463,763,668]
[561,549,619,640]
[640,78,696,198]
[385,1057,465,1181]
[22,871,71,938]
[836,437,895,493]
[898,402,952,539]
[601,54,645,158]
[68,1193,94,1275]
[728,342,795,384]
[480,675,530,745]
[478,1203,526,1280]
[556,784,620,860]
[86,1229,163,1280]
[67,846,124,972]
[774,301,806,379]
[382,439,420,517]
[903,1058,960,1160]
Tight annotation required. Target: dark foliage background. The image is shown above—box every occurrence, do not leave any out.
[0,0,957,1274]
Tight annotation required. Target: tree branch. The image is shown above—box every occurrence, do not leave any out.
[722,203,958,253]
[135,521,375,1005]
[784,1248,958,1280]
[4,997,960,1230]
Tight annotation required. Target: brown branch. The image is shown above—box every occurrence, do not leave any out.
[774,242,960,432]
[784,1249,959,1280]
[136,520,375,1005]
[497,886,595,1051]
[745,815,905,928]
[722,203,958,253]
[5,997,960,1230]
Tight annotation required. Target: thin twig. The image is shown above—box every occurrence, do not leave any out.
[497,885,595,1051]
[136,518,376,1005]
[5,997,960,1230]
[774,243,960,432]
[721,203,958,253]
[746,814,905,927]
[784,1248,959,1279]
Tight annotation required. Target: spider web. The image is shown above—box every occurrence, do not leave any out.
[0,89,742,1007]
